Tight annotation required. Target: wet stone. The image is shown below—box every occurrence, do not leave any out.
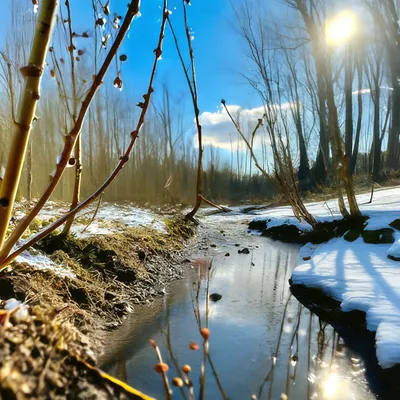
[238,248,250,254]
[209,293,222,302]
[390,219,400,231]
[344,228,363,242]
[361,228,395,244]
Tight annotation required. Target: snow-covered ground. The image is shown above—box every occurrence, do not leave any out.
[251,187,400,369]
[250,186,400,231]
[30,201,166,237]
[11,201,167,278]
[15,251,76,279]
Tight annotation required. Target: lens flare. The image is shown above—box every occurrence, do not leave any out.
[322,373,339,398]
[326,11,357,45]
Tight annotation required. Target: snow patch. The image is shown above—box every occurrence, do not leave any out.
[388,239,400,259]
[36,202,166,237]
[252,215,313,231]
[285,187,400,369]
[292,236,400,368]
[15,251,75,279]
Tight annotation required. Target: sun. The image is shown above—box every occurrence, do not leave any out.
[326,11,358,45]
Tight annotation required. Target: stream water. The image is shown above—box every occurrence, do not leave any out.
[100,214,379,399]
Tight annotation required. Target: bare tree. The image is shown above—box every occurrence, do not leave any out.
[167,1,228,220]
[0,0,58,251]
[284,0,361,217]
[222,99,317,227]
[366,43,384,181]
[364,0,400,171]
[351,56,364,175]
[344,43,355,177]
[60,0,82,235]
[0,0,142,263]
[0,1,170,267]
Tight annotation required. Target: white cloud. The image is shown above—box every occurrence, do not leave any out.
[195,104,266,150]
[352,86,393,96]
[352,88,371,95]
[195,103,296,151]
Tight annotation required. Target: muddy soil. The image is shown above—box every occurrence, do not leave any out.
[0,215,198,399]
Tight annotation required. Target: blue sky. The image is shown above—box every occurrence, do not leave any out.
[1,0,258,109]
[67,0,259,115]
[66,0,269,161]
[1,0,375,166]
[0,0,291,163]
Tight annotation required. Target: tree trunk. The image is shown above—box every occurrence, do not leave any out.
[27,139,32,203]
[314,67,329,185]
[387,83,400,170]
[0,0,58,251]
[371,85,381,181]
[297,110,309,182]
[62,0,81,235]
[351,61,363,175]
[325,62,361,217]
[344,45,354,176]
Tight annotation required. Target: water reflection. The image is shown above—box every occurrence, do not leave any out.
[101,233,376,399]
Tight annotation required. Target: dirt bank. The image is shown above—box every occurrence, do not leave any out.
[0,215,197,399]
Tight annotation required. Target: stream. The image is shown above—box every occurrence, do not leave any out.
[100,212,379,399]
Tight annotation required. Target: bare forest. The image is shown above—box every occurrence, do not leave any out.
[0,0,396,256]
[1,1,400,399]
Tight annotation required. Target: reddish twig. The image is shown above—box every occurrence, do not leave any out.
[0,2,169,268]
[0,1,141,261]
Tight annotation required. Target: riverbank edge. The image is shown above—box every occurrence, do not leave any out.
[0,216,198,399]
[248,214,400,369]
[289,282,400,396]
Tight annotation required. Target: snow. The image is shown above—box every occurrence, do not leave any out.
[10,201,168,282]
[251,215,313,231]
[4,298,29,320]
[388,240,400,259]
[36,201,166,237]
[15,251,76,279]
[251,187,400,230]
[293,236,400,368]
[251,187,400,369]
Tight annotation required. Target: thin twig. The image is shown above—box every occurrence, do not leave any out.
[0,1,169,268]
[150,339,173,399]
[0,0,141,261]
[161,306,188,400]
[258,294,292,399]
[189,261,229,400]
[81,192,103,234]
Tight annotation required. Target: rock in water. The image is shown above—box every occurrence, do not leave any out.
[361,228,394,244]
[209,293,222,302]
[238,248,250,254]
[390,219,400,231]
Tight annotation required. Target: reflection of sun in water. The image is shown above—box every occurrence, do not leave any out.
[323,373,339,398]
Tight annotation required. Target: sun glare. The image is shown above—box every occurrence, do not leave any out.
[326,11,357,45]
[322,373,339,398]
